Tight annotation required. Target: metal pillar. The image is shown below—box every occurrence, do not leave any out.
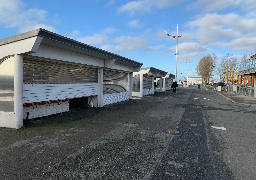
[128,72,133,99]
[14,54,23,129]
[151,77,154,94]
[175,24,178,81]
[163,77,166,91]
[139,74,143,97]
[98,68,103,107]
[159,77,163,92]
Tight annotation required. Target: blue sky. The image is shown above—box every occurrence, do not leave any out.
[0,0,256,80]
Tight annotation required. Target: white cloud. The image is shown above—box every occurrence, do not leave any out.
[211,37,256,53]
[112,36,148,50]
[102,27,120,34]
[101,36,148,53]
[117,0,153,14]
[19,24,57,33]
[100,29,153,53]
[77,34,108,46]
[188,0,238,12]
[0,0,57,33]
[156,28,169,41]
[66,30,80,39]
[117,0,180,14]
[178,52,206,62]
[146,44,165,52]
[169,42,207,53]
[187,13,256,44]
[104,0,115,8]
[188,13,238,29]
[188,0,256,12]
[0,0,23,12]
[241,0,256,10]
[127,19,143,28]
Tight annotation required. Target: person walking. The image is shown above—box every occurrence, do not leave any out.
[171,81,178,93]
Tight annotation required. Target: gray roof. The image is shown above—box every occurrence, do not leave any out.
[0,28,143,67]
[141,67,167,74]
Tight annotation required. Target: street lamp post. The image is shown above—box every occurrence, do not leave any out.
[164,24,182,82]
[186,60,190,87]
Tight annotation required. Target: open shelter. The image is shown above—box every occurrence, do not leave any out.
[0,29,142,128]
[132,67,167,97]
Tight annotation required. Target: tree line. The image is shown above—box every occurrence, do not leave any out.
[196,53,250,85]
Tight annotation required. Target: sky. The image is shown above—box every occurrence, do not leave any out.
[0,0,256,81]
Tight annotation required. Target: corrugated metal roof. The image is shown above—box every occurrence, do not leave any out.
[0,28,143,67]
[141,67,168,74]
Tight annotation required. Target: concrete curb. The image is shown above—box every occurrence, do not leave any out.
[214,90,256,106]
[202,85,254,106]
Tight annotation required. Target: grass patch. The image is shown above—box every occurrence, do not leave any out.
[204,85,214,90]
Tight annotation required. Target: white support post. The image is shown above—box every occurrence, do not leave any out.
[139,74,143,97]
[159,77,163,92]
[14,54,23,129]
[163,77,166,92]
[128,72,133,99]
[98,68,103,107]
[151,77,154,94]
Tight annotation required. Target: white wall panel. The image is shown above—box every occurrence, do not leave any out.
[143,75,152,89]
[143,88,154,96]
[103,91,130,106]
[103,70,128,94]
[23,83,98,104]
[23,100,69,120]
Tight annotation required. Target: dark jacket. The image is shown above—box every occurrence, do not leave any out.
[171,82,178,88]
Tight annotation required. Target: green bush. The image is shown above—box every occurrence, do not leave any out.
[204,85,214,90]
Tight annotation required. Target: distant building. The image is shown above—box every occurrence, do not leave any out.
[179,77,218,85]
[237,53,256,86]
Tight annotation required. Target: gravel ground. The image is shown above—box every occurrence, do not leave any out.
[0,90,187,180]
[35,126,173,180]
[2,86,255,180]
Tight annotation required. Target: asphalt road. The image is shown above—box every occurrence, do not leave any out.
[199,87,256,180]
[0,85,256,179]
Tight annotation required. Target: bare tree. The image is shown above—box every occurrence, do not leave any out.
[241,54,249,64]
[217,53,238,83]
[196,54,215,85]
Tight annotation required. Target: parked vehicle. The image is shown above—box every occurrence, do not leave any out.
[216,83,226,87]
[211,83,226,86]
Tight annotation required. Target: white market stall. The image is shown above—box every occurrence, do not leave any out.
[0,28,142,128]
[132,67,167,97]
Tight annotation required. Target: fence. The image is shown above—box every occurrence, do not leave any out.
[214,85,255,98]
[237,86,254,97]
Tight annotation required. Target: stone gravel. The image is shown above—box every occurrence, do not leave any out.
[0,90,186,180]
[2,86,255,179]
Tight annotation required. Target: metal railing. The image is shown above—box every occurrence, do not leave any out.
[214,84,255,98]
[237,86,254,97]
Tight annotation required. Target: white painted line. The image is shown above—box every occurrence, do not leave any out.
[194,98,199,99]
[211,126,226,130]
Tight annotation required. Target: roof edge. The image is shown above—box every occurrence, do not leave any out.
[0,28,143,67]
